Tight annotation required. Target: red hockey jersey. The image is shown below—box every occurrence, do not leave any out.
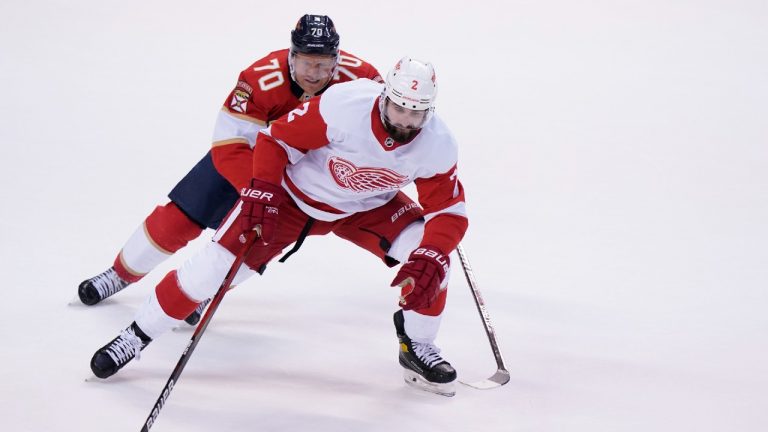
[210,49,381,191]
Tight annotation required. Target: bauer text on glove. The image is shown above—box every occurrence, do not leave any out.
[239,178,286,244]
[391,246,449,310]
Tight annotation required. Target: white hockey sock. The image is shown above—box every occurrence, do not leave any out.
[134,292,184,340]
[403,310,443,344]
[119,223,173,278]
[176,242,256,301]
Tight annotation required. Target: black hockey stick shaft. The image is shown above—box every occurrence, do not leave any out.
[456,244,508,372]
[140,234,259,432]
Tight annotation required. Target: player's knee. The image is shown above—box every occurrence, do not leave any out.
[388,221,424,263]
[145,202,204,252]
[176,243,245,300]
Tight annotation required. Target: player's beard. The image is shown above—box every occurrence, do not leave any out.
[382,118,421,143]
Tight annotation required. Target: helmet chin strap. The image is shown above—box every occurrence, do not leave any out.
[288,52,297,82]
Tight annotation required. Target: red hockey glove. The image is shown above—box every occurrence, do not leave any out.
[391,246,450,310]
[239,178,286,245]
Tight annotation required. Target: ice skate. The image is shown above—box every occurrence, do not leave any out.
[393,310,456,397]
[78,267,130,305]
[90,322,152,379]
[184,298,212,326]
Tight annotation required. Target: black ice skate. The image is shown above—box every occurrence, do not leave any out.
[78,267,130,305]
[184,298,212,326]
[90,322,152,379]
[393,310,457,397]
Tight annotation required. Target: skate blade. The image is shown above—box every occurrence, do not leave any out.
[84,374,107,382]
[403,369,456,397]
[172,324,195,332]
[67,295,85,306]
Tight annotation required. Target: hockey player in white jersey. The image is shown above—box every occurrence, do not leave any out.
[89,57,469,397]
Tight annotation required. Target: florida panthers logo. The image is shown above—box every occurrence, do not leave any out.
[328,156,409,192]
[230,90,248,113]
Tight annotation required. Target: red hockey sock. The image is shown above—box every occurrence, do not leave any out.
[111,202,202,283]
[155,271,200,320]
[145,202,203,252]
[112,254,143,283]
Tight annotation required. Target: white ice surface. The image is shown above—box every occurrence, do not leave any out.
[1,1,767,431]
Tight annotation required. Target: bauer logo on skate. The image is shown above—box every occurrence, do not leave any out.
[328,156,408,192]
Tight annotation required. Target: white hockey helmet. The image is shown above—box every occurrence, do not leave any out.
[382,57,438,112]
[379,57,437,141]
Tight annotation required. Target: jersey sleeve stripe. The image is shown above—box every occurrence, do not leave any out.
[424,201,467,223]
[271,136,309,163]
[220,107,268,126]
[212,137,250,147]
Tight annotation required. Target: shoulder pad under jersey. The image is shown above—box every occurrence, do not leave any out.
[332,50,383,84]
[224,49,296,123]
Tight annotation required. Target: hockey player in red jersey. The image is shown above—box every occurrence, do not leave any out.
[90,57,468,397]
[77,15,381,325]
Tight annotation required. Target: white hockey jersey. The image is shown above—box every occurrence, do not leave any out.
[255,78,467,227]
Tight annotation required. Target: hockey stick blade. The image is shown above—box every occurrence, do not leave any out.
[459,368,510,389]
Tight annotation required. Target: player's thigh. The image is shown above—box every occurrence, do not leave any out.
[333,191,424,266]
[168,151,239,229]
[214,197,319,271]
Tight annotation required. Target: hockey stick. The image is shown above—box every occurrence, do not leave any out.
[455,243,510,389]
[140,233,259,431]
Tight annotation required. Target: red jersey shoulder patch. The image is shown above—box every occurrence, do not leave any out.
[224,49,296,122]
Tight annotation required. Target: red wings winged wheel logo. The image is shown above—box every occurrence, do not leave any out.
[328,157,409,192]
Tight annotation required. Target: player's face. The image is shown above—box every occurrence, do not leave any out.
[381,98,429,142]
[292,53,337,95]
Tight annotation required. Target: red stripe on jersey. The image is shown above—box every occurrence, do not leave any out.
[284,173,346,215]
[414,164,468,252]
[415,165,466,216]
[421,214,468,254]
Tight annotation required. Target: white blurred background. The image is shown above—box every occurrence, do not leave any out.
[1,1,767,431]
